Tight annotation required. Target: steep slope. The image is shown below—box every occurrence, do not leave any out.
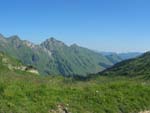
[0,52,39,74]
[104,53,122,64]
[0,34,120,76]
[0,35,50,75]
[100,52,150,77]
[41,38,113,76]
[0,52,22,70]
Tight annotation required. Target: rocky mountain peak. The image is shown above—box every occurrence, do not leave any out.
[0,34,7,43]
[46,37,65,45]
[8,35,21,41]
[41,37,67,50]
[7,35,22,48]
[23,40,36,49]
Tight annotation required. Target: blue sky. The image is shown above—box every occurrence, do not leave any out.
[0,0,150,52]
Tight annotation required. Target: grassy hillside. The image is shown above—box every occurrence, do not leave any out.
[0,51,150,113]
[100,52,150,78]
[0,73,150,113]
[0,52,150,113]
[0,51,39,74]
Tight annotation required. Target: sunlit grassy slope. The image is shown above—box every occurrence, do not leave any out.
[0,72,150,113]
[0,52,150,113]
[100,52,150,78]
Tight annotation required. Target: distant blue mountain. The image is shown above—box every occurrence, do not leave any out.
[100,52,142,61]
[118,52,142,60]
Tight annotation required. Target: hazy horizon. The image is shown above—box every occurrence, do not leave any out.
[0,0,150,52]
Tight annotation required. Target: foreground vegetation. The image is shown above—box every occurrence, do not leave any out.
[0,69,150,113]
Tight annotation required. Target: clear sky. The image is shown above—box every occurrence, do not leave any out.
[0,0,150,52]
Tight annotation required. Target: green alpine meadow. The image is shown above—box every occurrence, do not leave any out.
[0,0,150,113]
[0,44,150,113]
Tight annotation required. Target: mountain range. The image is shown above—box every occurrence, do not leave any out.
[101,52,142,60]
[0,34,150,113]
[0,34,144,76]
[0,34,124,76]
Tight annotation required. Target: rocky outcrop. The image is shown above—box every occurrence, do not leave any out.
[49,104,70,113]
[25,65,39,74]
[0,52,39,75]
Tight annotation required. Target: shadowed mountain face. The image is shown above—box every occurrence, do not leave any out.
[0,34,121,76]
[100,52,150,77]
[104,53,122,64]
